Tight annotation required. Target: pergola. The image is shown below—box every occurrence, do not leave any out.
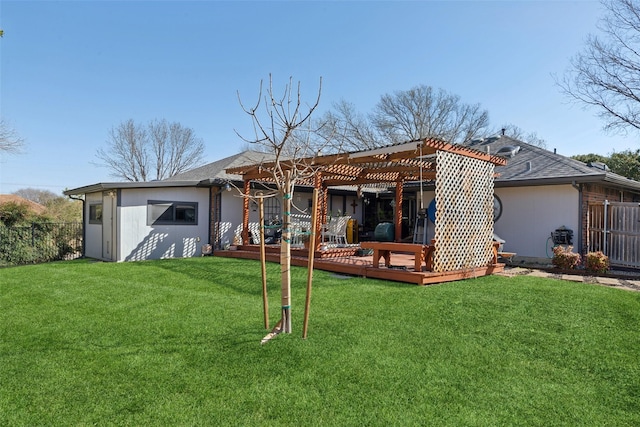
[226,138,507,273]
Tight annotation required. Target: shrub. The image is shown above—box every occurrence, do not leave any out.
[552,245,582,270]
[584,251,610,274]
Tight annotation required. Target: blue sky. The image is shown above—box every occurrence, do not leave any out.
[0,0,635,195]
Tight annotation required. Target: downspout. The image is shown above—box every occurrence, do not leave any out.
[67,194,86,258]
[571,181,583,256]
[208,186,214,255]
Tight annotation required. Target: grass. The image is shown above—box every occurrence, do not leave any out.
[1,257,639,426]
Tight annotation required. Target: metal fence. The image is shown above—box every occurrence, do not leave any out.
[587,201,640,268]
[0,222,83,266]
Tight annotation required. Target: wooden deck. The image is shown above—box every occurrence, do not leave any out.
[215,245,505,285]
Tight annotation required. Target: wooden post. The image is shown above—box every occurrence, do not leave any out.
[280,171,293,333]
[303,188,319,339]
[313,172,323,251]
[395,179,403,243]
[242,179,251,245]
[320,182,329,247]
[258,196,269,330]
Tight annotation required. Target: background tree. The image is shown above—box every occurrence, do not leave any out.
[559,0,640,134]
[96,119,205,181]
[498,123,547,148]
[572,149,640,181]
[0,118,25,154]
[319,85,490,152]
[373,85,490,144]
[572,153,610,165]
[608,149,640,179]
[13,188,58,205]
[12,188,82,222]
[149,119,206,179]
[318,99,382,152]
[0,202,33,227]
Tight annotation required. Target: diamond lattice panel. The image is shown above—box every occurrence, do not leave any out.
[433,151,495,273]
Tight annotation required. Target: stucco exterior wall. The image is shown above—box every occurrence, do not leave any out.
[494,185,580,259]
[118,187,210,261]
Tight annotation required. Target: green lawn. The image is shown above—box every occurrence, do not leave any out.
[1,257,639,426]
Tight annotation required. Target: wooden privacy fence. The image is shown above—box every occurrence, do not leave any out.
[587,201,640,268]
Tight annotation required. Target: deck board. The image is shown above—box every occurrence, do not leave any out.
[214,245,504,285]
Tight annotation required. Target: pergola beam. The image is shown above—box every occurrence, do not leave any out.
[226,138,504,186]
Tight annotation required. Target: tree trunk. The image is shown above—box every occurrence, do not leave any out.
[280,172,293,333]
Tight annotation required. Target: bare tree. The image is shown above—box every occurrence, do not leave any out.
[96,119,205,181]
[149,119,205,179]
[96,119,148,181]
[498,123,547,148]
[319,85,490,150]
[559,0,640,134]
[317,99,382,152]
[0,118,25,154]
[13,188,58,205]
[372,85,490,144]
[236,75,326,336]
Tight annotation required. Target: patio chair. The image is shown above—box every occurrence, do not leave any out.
[323,215,350,245]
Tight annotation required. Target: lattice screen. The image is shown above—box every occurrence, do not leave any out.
[433,151,495,273]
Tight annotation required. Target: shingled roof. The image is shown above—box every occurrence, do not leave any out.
[165,150,274,183]
[64,150,273,195]
[466,135,640,191]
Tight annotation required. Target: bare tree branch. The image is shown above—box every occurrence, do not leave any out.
[318,85,490,150]
[96,119,205,181]
[558,0,640,135]
[0,118,25,154]
[236,74,326,193]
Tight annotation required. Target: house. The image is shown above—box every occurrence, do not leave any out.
[400,135,640,265]
[66,137,640,267]
[0,194,47,216]
[477,135,640,264]
[64,151,367,262]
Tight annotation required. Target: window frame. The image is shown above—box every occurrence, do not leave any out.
[147,200,198,226]
[89,203,103,224]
